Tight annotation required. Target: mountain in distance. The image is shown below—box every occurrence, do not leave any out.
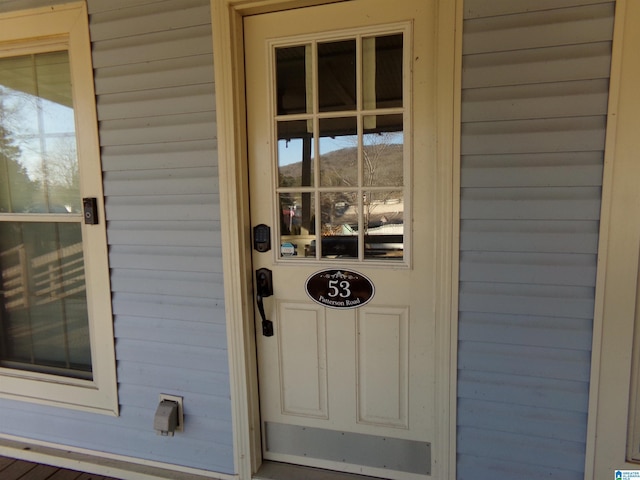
[278,144,403,188]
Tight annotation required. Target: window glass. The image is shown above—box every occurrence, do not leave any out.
[0,51,90,379]
[320,191,358,259]
[278,120,313,187]
[363,114,403,187]
[0,51,79,214]
[318,39,356,112]
[276,45,310,115]
[363,190,403,259]
[363,34,403,109]
[0,222,91,378]
[319,117,357,187]
[279,192,314,258]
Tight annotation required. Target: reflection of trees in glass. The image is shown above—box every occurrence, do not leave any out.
[1,84,79,213]
[318,132,403,234]
[31,137,79,212]
[278,131,404,238]
[0,109,36,213]
[362,131,403,187]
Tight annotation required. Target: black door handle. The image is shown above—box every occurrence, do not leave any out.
[256,268,274,337]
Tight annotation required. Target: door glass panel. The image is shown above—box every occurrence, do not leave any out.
[318,39,356,112]
[276,45,311,115]
[279,192,315,258]
[320,191,358,259]
[0,51,91,378]
[278,120,314,187]
[274,32,406,261]
[364,190,403,259]
[363,34,403,109]
[319,117,357,187]
[363,114,403,187]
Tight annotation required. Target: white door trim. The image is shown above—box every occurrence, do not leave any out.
[210,1,462,478]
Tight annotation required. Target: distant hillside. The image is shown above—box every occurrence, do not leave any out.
[279,144,403,187]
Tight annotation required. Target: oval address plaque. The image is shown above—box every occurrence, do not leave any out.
[305,269,375,309]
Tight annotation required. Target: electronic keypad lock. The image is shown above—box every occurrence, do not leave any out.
[253,224,271,252]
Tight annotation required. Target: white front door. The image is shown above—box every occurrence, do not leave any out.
[245,1,451,478]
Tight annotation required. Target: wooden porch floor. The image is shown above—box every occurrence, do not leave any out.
[0,455,121,480]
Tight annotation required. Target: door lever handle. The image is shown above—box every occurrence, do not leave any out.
[256,268,274,337]
[257,294,273,337]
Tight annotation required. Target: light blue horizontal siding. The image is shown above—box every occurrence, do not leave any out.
[0,0,234,475]
[90,1,234,469]
[457,1,614,479]
[463,3,615,55]
[459,312,593,350]
[101,140,218,171]
[464,0,610,19]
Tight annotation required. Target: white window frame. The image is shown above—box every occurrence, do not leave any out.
[0,3,118,415]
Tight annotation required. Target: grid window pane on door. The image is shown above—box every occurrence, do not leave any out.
[0,51,91,380]
[275,32,406,262]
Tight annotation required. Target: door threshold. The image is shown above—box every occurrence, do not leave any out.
[254,461,383,480]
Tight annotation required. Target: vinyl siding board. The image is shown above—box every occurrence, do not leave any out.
[458,341,591,382]
[458,428,586,473]
[94,56,215,95]
[459,282,595,319]
[116,363,229,396]
[461,116,607,155]
[108,245,223,273]
[97,84,216,120]
[458,312,593,350]
[88,0,210,41]
[107,223,222,248]
[457,398,587,443]
[460,219,600,254]
[106,196,221,221]
[99,112,216,146]
[116,339,229,373]
[462,80,609,122]
[0,0,234,475]
[463,3,615,54]
[461,152,604,188]
[457,2,613,479]
[114,316,228,349]
[103,167,219,196]
[460,251,597,286]
[458,371,590,412]
[458,455,584,480]
[90,25,213,69]
[461,187,602,220]
[464,0,609,19]
[100,140,218,171]
[112,292,225,323]
[109,270,224,297]
[462,42,612,89]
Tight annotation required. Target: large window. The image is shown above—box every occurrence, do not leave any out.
[0,4,117,414]
[0,51,92,379]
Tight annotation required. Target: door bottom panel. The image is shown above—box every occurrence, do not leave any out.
[264,422,431,476]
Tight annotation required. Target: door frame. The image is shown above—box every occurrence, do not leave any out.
[210,1,462,478]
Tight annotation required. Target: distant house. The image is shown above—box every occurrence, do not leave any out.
[0,1,637,479]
